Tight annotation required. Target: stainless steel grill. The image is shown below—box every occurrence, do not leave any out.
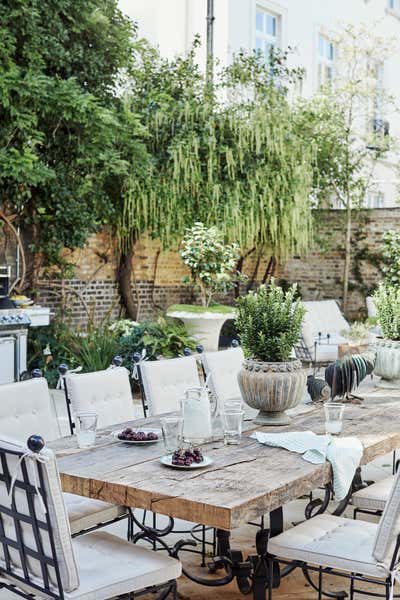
[0,309,31,384]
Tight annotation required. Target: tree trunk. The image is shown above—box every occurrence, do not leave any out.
[118,243,138,320]
[342,202,352,314]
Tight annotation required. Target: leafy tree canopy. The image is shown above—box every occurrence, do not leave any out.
[0,0,143,278]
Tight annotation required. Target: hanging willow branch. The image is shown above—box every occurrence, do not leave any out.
[118,49,314,264]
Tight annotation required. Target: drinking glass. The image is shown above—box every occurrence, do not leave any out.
[223,399,243,412]
[76,412,98,448]
[222,408,244,445]
[324,402,345,436]
[161,417,184,453]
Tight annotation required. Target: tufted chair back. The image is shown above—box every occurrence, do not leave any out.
[0,378,61,442]
[373,467,400,568]
[65,367,135,428]
[201,347,244,407]
[0,435,79,595]
[139,357,201,416]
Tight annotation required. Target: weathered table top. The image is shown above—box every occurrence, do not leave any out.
[51,397,400,531]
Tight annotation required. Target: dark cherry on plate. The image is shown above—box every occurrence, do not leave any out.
[118,427,158,442]
[171,447,204,466]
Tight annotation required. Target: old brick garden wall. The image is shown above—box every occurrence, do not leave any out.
[36,208,400,324]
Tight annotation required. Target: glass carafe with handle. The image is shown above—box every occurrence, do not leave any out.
[182,387,212,445]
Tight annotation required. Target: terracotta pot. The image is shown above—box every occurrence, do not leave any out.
[374,339,400,389]
[237,358,306,426]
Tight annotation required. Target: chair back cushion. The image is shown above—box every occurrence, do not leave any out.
[302,300,349,339]
[139,357,201,416]
[0,436,79,593]
[0,379,61,442]
[201,347,244,404]
[66,367,134,428]
[373,467,400,566]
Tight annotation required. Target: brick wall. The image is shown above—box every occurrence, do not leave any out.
[36,208,400,324]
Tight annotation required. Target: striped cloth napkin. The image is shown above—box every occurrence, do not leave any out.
[251,430,363,500]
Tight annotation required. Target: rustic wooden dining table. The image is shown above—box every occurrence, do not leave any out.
[50,396,400,598]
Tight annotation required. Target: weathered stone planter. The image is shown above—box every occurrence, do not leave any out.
[166,309,236,352]
[374,339,400,389]
[237,358,306,425]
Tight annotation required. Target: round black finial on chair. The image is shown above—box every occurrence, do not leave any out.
[231,339,240,348]
[27,435,45,454]
[196,344,204,354]
[132,352,142,363]
[183,347,192,356]
[31,368,42,378]
[112,355,123,367]
[58,363,68,376]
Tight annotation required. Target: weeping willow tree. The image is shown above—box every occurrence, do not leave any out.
[118,43,314,318]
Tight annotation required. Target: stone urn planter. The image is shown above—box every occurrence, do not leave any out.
[167,307,236,352]
[238,358,307,425]
[373,339,400,389]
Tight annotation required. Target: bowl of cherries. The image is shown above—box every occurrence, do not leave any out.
[160,447,213,469]
[114,428,160,445]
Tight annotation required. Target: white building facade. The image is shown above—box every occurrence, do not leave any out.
[119,0,400,208]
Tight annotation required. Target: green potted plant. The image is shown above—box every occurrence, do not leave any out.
[235,280,306,425]
[373,283,400,388]
[167,222,241,351]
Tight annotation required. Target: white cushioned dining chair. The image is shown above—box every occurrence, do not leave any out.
[138,356,216,565]
[352,475,395,519]
[0,377,128,537]
[65,366,135,428]
[0,435,181,600]
[201,346,244,406]
[139,356,201,417]
[267,467,400,599]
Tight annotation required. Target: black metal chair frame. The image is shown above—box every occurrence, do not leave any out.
[295,333,335,375]
[0,437,179,600]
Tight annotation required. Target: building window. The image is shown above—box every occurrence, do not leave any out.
[255,7,280,62]
[317,34,335,88]
[366,191,384,209]
[388,0,400,10]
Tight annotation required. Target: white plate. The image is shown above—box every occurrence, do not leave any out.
[160,454,214,469]
[113,429,161,445]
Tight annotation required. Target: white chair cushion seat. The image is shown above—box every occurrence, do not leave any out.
[65,531,181,600]
[64,493,127,535]
[268,514,384,578]
[314,344,339,362]
[352,476,394,512]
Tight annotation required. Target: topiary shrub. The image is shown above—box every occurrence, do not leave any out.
[235,280,305,362]
[374,283,400,341]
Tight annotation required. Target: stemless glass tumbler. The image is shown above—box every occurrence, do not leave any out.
[76,412,98,448]
[161,416,184,453]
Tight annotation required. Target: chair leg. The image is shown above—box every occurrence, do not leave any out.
[267,558,273,600]
[318,567,323,600]
[201,525,206,567]
[349,573,354,600]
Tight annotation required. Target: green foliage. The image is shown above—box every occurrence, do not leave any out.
[64,325,120,373]
[119,44,313,261]
[374,283,400,341]
[117,317,196,361]
[382,229,400,288]
[168,304,234,314]
[27,320,77,388]
[341,322,370,344]
[179,222,241,307]
[0,0,143,276]
[235,280,305,362]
